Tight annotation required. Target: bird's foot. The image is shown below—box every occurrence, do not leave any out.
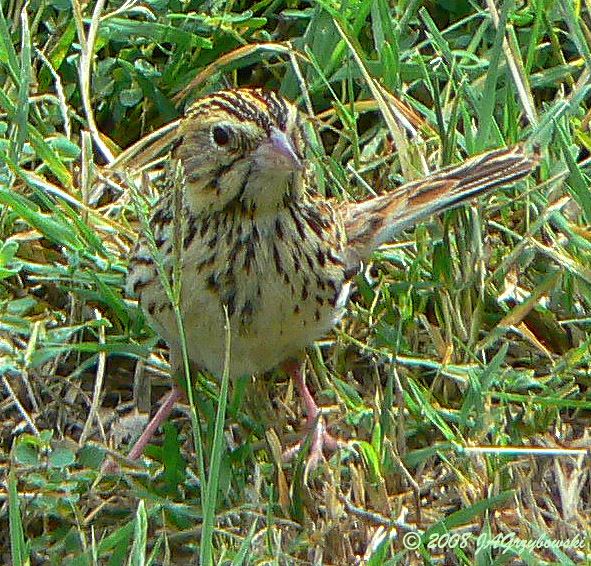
[101,387,183,474]
[280,359,344,471]
[282,411,342,470]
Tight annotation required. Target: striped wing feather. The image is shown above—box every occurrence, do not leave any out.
[340,145,539,262]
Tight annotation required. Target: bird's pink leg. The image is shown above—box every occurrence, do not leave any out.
[282,360,340,467]
[127,386,184,460]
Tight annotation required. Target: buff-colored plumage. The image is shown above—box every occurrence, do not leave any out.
[129,89,350,380]
[126,88,538,462]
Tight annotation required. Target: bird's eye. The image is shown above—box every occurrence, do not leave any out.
[212,125,231,146]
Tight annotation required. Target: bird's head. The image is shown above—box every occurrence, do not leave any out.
[172,89,308,215]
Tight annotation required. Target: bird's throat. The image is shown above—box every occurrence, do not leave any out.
[240,162,304,214]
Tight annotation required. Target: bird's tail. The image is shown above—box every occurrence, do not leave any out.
[342,145,538,261]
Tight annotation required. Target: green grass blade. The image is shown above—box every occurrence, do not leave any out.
[129,500,148,566]
[8,470,29,566]
[199,307,232,566]
[13,6,31,161]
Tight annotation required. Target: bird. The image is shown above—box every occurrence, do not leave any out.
[125,88,538,466]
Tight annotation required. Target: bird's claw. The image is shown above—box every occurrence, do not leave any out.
[282,414,342,471]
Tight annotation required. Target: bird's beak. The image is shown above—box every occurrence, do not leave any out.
[265,127,303,171]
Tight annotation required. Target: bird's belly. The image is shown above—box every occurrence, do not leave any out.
[140,234,349,379]
[178,263,348,379]
[134,204,351,380]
